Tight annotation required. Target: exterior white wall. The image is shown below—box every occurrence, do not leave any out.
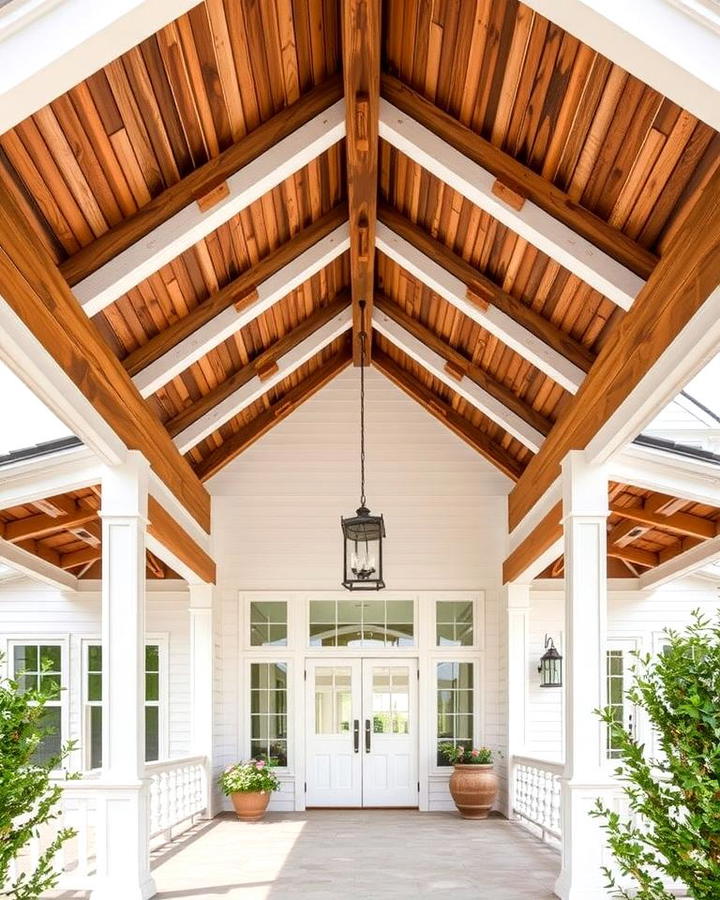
[0,579,191,766]
[206,367,513,811]
[524,576,720,761]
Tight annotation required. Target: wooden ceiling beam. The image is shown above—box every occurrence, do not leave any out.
[173,303,353,453]
[372,305,545,452]
[131,211,349,397]
[61,546,101,570]
[610,501,718,540]
[374,294,553,440]
[0,186,211,532]
[60,77,346,316]
[2,505,96,543]
[372,349,525,482]
[376,208,591,392]
[380,75,656,303]
[146,496,216,584]
[503,501,563,584]
[342,0,381,365]
[509,165,720,532]
[195,345,353,482]
[607,545,658,569]
[608,518,650,547]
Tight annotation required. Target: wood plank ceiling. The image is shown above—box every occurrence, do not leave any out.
[0,0,718,579]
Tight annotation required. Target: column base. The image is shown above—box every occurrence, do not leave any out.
[91,874,157,900]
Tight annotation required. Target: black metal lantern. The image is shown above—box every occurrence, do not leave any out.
[341,300,386,591]
[538,635,562,688]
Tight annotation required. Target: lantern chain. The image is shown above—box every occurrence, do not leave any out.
[359,299,367,509]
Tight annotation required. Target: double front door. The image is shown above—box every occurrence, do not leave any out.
[305,658,418,807]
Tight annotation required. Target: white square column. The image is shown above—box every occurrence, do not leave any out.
[504,582,530,819]
[93,452,156,900]
[555,451,613,900]
[189,582,216,816]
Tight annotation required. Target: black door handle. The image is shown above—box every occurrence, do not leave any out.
[353,719,360,753]
[365,718,371,753]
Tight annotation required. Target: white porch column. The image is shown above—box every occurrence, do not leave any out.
[505,582,531,818]
[189,582,216,816]
[555,450,612,900]
[94,452,156,900]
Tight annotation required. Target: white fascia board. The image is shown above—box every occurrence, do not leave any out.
[611,446,720,507]
[372,309,544,452]
[0,538,78,592]
[639,534,720,590]
[0,0,202,134]
[376,222,584,393]
[134,223,350,397]
[0,445,101,509]
[0,296,126,466]
[521,0,720,132]
[586,286,720,466]
[379,99,643,310]
[174,305,353,453]
[75,100,347,316]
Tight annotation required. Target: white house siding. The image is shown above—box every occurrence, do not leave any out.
[525,576,720,761]
[0,579,192,766]
[207,367,513,811]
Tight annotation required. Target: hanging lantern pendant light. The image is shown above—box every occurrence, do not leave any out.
[341,301,386,591]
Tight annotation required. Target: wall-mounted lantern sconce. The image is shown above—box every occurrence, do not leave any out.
[538,635,562,688]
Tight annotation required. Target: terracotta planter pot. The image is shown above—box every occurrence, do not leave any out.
[230,790,271,822]
[448,763,499,819]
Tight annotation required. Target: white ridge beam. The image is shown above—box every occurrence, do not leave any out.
[0,538,78,592]
[75,100,347,316]
[639,535,720,590]
[0,0,202,135]
[372,309,544,452]
[0,445,101,510]
[175,306,353,453]
[376,221,584,393]
[134,223,350,397]
[379,98,643,310]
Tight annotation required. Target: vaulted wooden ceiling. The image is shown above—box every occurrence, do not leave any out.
[1,0,719,579]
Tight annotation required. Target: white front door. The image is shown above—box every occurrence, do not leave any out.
[305,658,418,807]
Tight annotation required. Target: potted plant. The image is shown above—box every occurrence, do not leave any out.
[440,743,499,819]
[218,758,280,822]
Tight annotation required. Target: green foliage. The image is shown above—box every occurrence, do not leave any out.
[218,759,280,795]
[0,654,77,900]
[592,611,720,899]
[439,743,493,765]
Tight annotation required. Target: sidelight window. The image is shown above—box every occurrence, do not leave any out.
[250,662,288,766]
[436,661,474,766]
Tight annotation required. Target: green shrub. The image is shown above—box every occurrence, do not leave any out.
[0,654,76,900]
[592,611,720,899]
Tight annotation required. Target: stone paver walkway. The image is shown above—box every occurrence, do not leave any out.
[151,810,559,899]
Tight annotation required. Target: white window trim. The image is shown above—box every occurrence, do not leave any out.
[433,594,484,651]
[246,597,290,650]
[605,637,641,763]
[6,635,70,772]
[79,633,169,771]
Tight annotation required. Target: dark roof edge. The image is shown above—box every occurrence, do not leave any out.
[0,435,83,468]
[633,433,720,466]
[679,390,720,426]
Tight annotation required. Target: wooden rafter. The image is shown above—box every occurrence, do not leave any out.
[342,0,381,365]
[377,204,594,390]
[195,346,353,482]
[0,503,96,543]
[502,502,563,584]
[372,349,524,482]
[508,165,720,532]
[59,77,345,315]
[0,186,212,532]
[610,501,718,540]
[608,519,650,547]
[380,74,657,284]
[374,295,553,439]
[372,305,545,452]
[146,496,216,584]
[607,544,658,569]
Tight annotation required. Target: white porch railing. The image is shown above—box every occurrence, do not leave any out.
[511,755,563,843]
[147,754,209,840]
[4,756,209,897]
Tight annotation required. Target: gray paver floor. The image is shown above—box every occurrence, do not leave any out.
[150,810,559,900]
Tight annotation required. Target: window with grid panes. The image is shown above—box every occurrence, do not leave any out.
[250,662,288,765]
[250,600,287,646]
[436,600,474,647]
[607,649,627,760]
[436,661,474,765]
[12,643,63,765]
[308,598,414,647]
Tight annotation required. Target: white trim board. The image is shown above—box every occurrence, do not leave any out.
[379,99,644,310]
[375,222,584,394]
[75,101,347,317]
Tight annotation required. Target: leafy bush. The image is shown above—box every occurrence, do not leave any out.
[0,655,76,900]
[439,743,493,765]
[218,759,280,795]
[592,611,720,899]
